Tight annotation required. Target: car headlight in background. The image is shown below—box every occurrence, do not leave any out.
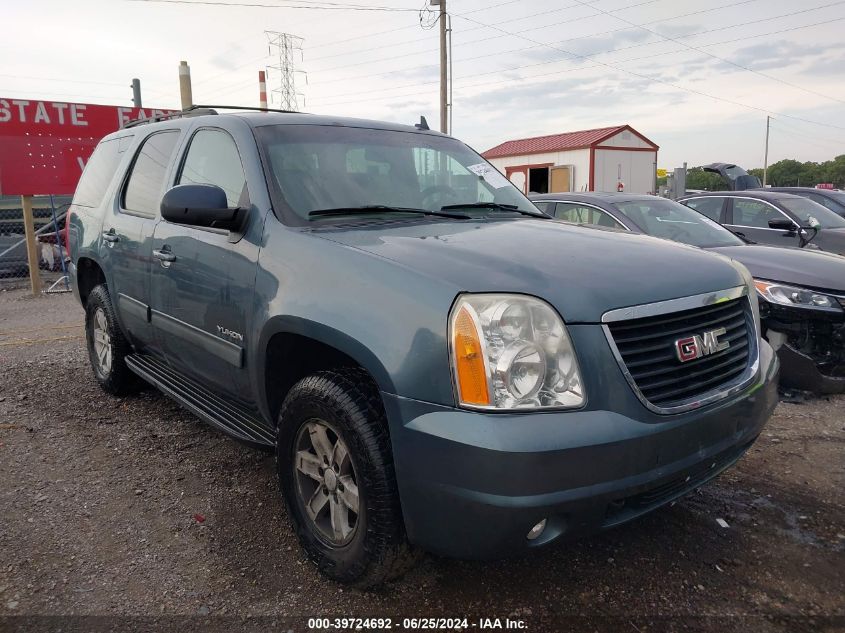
[450,294,585,410]
[754,280,843,312]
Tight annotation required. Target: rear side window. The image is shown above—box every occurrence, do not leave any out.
[683,197,724,221]
[123,131,180,216]
[72,138,123,208]
[177,129,246,207]
[554,202,624,229]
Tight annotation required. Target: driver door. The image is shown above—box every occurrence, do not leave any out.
[148,127,258,399]
[725,198,800,247]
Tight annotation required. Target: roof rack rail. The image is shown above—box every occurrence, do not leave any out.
[121,104,301,129]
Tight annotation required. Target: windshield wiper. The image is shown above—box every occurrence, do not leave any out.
[439,202,547,217]
[308,205,470,220]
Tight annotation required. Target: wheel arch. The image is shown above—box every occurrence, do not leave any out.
[75,256,107,308]
[257,316,396,426]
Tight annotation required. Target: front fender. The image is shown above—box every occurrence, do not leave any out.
[254,315,397,423]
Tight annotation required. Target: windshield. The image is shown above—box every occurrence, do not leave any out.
[612,198,744,247]
[778,197,845,229]
[255,124,541,222]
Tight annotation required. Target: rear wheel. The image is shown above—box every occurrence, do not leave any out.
[277,368,417,587]
[85,285,141,395]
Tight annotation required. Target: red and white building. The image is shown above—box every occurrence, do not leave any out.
[482,125,659,195]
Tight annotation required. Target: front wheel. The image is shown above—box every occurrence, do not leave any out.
[277,369,417,587]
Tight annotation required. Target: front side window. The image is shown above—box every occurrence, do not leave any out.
[612,198,743,248]
[731,199,787,229]
[255,124,539,223]
[123,131,180,216]
[178,129,247,207]
[683,196,724,221]
[554,202,624,229]
[778,196,845,229]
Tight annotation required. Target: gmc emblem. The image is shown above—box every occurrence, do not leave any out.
[675,327,730,363]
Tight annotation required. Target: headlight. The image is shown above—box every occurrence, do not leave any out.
[754,280,843,312]
[449,293,585,410]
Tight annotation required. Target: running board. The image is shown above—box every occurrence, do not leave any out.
[125,353,275,448]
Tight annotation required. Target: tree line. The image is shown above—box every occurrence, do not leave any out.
[658,155,845,190]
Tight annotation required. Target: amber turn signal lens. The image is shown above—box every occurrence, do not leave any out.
[453,306,491,406]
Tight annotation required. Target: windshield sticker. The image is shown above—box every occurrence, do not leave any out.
[467,163,511,189]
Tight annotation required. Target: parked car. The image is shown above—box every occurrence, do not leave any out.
[531,192,845,394]
[678,190,845,255]
[69,108,778,586]
[763,187,845,218]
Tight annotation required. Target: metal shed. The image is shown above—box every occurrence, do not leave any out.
[482,125,659,195]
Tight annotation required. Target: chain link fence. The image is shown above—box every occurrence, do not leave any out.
[0,195,72,292]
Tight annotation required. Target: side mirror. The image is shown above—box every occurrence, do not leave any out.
[768,217,797,232]
[161,184,244,231]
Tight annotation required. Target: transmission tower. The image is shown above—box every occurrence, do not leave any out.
[265,31,305,111]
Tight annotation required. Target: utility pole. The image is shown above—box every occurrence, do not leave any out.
[763,115,771,187]
[438,0,448,134]
[131,78,142,108]
[179,61,193,110]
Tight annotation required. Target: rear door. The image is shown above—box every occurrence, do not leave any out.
[724,197,801,247]
[100,130,180,352]
[149,125,258,400]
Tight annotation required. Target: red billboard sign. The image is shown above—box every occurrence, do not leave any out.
[0,98,176,196]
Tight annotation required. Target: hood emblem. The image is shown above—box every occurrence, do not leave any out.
[675,327,729,363]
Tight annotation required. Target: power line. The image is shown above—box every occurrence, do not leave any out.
[305,12,845,137]
[304,0,523,51]
[307,0,620,62]
[308,6,839,104]
[451,7,845,131]
[126,0,420,10]
[566,0,845,106]
[308,0,764,82]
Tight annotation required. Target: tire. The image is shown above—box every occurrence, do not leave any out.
[277,368,417,587]
[85,284,142,395]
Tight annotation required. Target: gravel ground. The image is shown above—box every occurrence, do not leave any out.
[0,289,843,632]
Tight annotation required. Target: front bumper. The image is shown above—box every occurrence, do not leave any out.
[383,338,779,559]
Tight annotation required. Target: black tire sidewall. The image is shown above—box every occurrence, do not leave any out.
[84,285,138,395]
[281,400,369,575]
[277,372,402,584]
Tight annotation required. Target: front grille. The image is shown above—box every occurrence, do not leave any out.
[607,297,753,409]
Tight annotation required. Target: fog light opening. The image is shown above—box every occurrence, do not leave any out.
[527,519,547,541]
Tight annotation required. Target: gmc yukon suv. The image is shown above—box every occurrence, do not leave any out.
[68,109,779,587]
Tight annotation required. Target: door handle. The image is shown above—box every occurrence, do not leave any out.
[102,230,119,243]
[153,248,176,263]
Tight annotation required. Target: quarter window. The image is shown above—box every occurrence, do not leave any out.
[683,197,724,222]
[731,199,788,228]
[123,131,180,216]
[72,137,127,208]
[178,129,247,207]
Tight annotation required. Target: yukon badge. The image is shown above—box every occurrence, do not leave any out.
[217,325,244,343]
[675,327,729,363]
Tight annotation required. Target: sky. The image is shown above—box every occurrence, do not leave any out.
[3,0,845,169]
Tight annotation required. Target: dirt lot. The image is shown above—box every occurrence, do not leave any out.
[0,289,843,632]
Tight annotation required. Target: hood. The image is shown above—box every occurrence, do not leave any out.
[314,218,746,323]
[710,244,845,294]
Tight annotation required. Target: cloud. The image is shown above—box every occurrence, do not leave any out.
[209,44,247,71]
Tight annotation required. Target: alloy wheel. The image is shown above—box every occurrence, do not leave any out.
[294,419,360,546]
[92,308,112,374]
